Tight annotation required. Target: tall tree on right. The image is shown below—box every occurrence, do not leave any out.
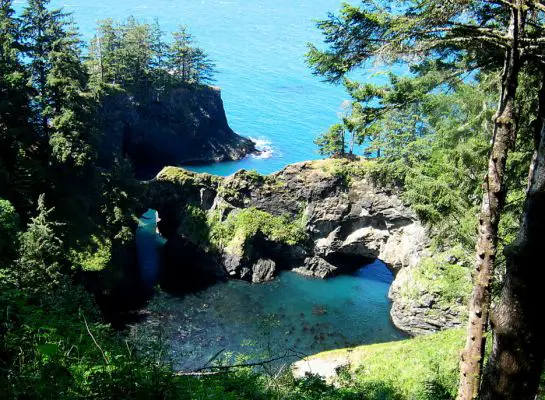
[479,69,545,400]
[306,1,545,398]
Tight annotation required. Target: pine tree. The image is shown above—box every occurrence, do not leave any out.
[190,47,216,85]
[315,123,346,157]
[21,0,66,136]
[169,25,194,83]
[169,25,216,85]
[88,18,122,86]
[0,0,36,212]
[306,1,545,398]
[16,194,63,292]
[22,0,96,169]
[0,197,19,264]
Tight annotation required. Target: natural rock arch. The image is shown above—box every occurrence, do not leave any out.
[144,160,458,335]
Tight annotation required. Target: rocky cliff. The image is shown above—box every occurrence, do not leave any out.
[145,159,469,335]
[98,85,256,178]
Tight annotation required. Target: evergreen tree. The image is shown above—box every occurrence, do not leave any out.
[88,18,122,86]
[149,18,169,99]
[21,0,94,168]
[315,123,346,157]
[21,0,66,136]
[16,194,63,292]
[0,198,19,264]
[190,47,216,84]
[169,25,216,85]
[306,1,545,397]
[168,25,194,83]
[0,0,36,212]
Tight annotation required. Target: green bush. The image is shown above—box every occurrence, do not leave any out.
[209,207,308,252]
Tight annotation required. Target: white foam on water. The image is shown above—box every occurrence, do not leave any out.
[249,137,275,159]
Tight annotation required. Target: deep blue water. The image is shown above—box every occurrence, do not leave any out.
[12,0,387,176]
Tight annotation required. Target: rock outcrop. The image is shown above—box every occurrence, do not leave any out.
[98,85,256,178]
[146,159,467,334]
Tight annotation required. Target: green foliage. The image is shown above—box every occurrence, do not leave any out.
[99,157,141,243]
[0,198,19,263]
[16,195,64,292]
[180,204,210,245]
[315,123,346,157]
[168,25,216,85]
[209,207,308,251]
[0,278,180,399]
[400,248,472,308]
[88,18,216,94]
[68,235,112,272]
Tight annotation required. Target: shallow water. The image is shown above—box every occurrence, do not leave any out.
[137,261,406,371]
[135,210,406,371]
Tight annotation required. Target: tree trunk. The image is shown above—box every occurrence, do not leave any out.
[457,4,522,399]
[480,74,545,400]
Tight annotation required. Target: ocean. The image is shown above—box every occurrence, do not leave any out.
[14,0,374,175]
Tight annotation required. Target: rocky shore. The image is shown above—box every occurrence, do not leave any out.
[98,85,257,178]
[144,159,468,335]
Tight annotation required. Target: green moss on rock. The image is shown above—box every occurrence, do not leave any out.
[209,207,308,252]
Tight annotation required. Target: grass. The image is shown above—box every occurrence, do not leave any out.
[301,329,465,400]
[209,207,308,253]
[155,166,218,187]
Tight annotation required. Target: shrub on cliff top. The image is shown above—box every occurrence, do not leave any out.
[209,207,308,251]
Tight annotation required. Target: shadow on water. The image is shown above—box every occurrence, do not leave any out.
[133,209,408,370]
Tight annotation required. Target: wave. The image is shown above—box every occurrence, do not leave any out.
[249,137,274,159]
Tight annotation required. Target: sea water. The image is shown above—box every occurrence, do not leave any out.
[13,0,387,175]
[135,211,406,370]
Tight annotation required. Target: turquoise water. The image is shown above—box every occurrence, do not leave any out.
[136,209,166,287]
[13,0,385,176]
[137,259,406,371]
[135,210,406,370]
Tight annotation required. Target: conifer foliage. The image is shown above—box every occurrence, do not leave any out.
[307,0,545,398]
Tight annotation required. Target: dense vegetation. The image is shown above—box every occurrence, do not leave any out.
[2,0,545,399]
[308,0,545,398]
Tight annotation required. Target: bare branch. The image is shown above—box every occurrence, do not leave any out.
[81,312,109,365]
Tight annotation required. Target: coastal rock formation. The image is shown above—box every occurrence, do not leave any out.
[97,85,256,178]
[146,159,466,334]
[389,272,465,335]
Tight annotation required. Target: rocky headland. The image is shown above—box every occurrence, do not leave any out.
[144,159,470,335]
[97,85,256,178]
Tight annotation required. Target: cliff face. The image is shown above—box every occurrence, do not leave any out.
[98,85,256,178]
[145,159,468,335]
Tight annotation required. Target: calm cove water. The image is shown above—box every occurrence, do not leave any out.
[136,210,406,371]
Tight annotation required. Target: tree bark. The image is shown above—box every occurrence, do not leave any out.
[457,3,523,399]
[480,73,545,400]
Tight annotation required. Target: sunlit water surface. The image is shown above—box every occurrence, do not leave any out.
[135,210,406,371]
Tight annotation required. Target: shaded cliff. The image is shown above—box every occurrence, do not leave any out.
[144,159,470,335]
[97,85,256,178]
